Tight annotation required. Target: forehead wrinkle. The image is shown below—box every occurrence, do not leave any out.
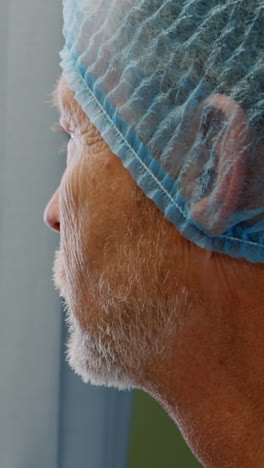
[58,76,88,128]
[55,76,103,141]
[59,78,100,136]
[50,75,75,120]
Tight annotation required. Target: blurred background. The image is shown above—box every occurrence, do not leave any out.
[0,1,201,466]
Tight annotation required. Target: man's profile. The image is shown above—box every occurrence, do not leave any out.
[44,1,264,466]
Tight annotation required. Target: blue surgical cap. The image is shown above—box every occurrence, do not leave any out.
[60,0,264,263]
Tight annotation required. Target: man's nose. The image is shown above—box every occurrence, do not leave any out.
[43,190,60,232]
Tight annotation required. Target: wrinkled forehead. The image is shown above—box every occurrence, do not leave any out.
[53,75,91,130]
[54,76,78,115]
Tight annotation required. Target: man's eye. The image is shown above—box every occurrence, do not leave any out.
[51,121,74,156]
[58,134,74,156]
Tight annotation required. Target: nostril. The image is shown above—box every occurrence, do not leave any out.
[53,221,60,232]
[44,210,60,232]
[44,191,60,232]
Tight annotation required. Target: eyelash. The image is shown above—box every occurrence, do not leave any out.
[51,121,72,155]
[58,140,70,154]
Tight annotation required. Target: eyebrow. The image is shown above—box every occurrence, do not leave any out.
[50,121,68,135]
[50,78,61,111]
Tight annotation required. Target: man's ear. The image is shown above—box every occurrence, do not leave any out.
[185,94,248,236]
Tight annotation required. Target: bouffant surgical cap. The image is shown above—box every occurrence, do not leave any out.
[60,0,264,263]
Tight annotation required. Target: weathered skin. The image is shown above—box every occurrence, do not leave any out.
[44,76,264,468]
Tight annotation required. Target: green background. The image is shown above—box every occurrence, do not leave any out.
[127,390,202,468]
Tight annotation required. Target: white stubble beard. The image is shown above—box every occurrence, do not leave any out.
[52,233,183,390]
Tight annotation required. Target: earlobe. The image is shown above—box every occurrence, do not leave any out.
[187,94,248,236]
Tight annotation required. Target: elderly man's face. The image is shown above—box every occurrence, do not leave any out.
[44,76,184,389]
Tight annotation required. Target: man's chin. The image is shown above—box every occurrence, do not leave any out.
[51,248,177,392]
[64,309,136,390]
[52,250,136,389]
